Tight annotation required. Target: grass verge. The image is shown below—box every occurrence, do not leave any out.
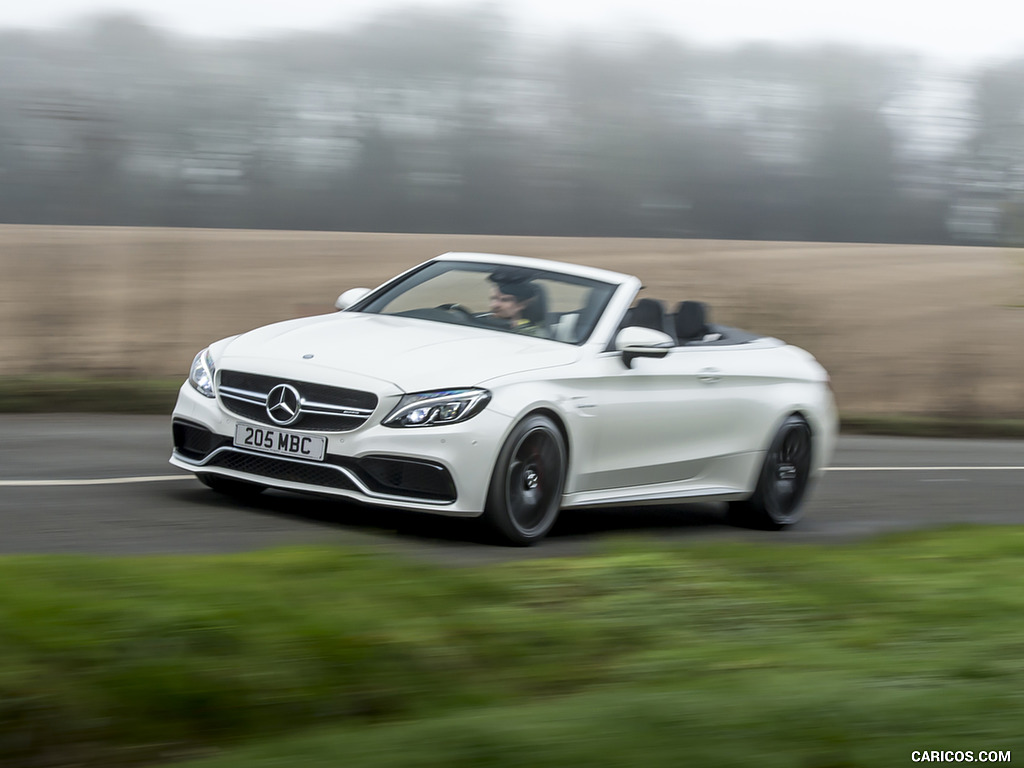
[2,528,1024,767]
[0,377,181,414]
[840,413,1024,439]
[3,377,1024,439]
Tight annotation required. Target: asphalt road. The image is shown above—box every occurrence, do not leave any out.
[2,414,1023,563]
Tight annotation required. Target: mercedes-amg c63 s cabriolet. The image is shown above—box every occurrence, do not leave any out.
[171,252,837,544]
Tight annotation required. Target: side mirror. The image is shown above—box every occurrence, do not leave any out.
[615,326,674,368]
[335,287,371,311]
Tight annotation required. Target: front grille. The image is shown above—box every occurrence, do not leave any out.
[218,370,378,432]
[204,451,360,492]
[197,449,456,503]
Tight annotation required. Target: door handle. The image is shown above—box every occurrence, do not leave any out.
[697,368,722,384]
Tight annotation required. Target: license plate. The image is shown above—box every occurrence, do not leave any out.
[233,424,326,461]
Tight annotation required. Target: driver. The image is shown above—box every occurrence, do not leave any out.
[488,271,547,336]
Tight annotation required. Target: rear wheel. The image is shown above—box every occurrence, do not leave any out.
[728,415,812,530]
[484,414,567,546]
[198,474,266,501]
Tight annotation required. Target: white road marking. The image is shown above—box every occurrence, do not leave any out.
[0,466,1022,488]
[825,466,1024,471]
[0,475,192,487]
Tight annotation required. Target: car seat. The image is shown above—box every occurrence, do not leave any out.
[674,300,711,343]
[629,298,667,332]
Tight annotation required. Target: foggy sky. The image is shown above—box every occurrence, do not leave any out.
[1,0,1021,65]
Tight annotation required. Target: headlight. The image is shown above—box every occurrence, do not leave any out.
[189,349,216,398]
[382,388,490,428]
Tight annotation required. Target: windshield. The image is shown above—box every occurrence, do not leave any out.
[356,261,617,345]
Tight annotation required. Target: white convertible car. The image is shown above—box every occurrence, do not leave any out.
[170,252,837,544]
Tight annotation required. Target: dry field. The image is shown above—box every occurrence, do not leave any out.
[2,225,1022,418]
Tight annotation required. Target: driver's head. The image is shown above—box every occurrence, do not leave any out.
[488,272,537,320]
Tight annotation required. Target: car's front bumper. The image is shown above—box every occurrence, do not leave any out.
[169,382,509,516]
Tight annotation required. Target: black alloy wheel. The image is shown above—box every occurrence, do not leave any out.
[727,414,812,530]
[484,414,567,545]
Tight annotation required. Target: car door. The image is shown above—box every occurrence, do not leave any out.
[565,345,766,494]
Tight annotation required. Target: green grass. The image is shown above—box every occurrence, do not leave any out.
[2,528,1024,767]
[840,413,1024,439]
[0,377,181,414]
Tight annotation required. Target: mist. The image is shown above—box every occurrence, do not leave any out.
[0,7,1022,244]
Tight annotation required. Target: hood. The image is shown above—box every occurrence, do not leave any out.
[215,312,582,393]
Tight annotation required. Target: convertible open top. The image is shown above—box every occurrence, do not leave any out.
[617,298,764,346]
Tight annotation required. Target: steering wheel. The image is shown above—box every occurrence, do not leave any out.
[435,303,477,323]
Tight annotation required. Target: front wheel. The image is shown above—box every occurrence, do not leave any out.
[727,415,812,530]
[484,414,567,546]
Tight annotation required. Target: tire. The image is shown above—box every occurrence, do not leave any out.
[484,414,567,546]
[198,474,266,501]
[727,414,812,531]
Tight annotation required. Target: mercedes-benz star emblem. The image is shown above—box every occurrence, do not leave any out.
[266,384,302,425]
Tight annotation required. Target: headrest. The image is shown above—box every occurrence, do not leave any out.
[675,301,709,341]
[630,298,666,331]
